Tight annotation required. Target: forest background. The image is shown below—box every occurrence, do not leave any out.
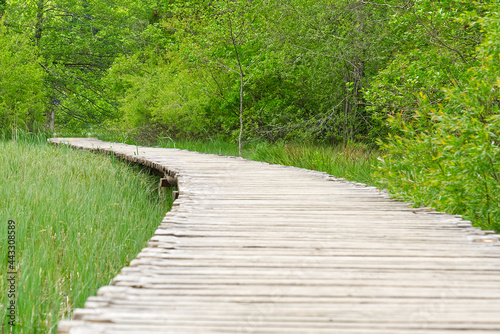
[1,0,499,230]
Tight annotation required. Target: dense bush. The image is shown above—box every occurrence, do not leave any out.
[374,3,500,231]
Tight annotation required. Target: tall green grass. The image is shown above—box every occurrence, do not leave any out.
[246,142,377,186]
[0,136,173,333]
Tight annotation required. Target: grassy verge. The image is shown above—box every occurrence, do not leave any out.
[0,135,173,333]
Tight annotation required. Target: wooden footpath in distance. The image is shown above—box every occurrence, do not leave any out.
[49,138,500,334]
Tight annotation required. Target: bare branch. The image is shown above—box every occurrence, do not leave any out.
[214,60,239,74]
[207,67,240,115]
[416,16,469,64]
[358,0,414,10]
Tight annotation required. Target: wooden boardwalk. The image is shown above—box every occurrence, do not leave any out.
[49,138,500,334]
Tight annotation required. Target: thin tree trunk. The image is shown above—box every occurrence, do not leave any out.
[46,106,55,131]
[35,0,54,131]
[239,72,244,156]
[227,10,245,157]
[343,95,350,148]
[34,0,45,46]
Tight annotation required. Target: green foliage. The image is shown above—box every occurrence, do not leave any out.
[3,0,158,130]
[264,0,395,143]
[104,53,211,141]
[374,3,500,231]
[365,0,487,139]
[0,26,46,133]
[0,136,173,333]
[0,0,5,16]
[103,0,398,145]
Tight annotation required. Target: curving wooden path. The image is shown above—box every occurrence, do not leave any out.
[49,138,500,334]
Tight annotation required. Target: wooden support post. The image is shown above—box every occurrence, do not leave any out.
[159,174,177,198]
[159,175,177,188]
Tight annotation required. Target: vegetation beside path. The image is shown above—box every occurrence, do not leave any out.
[0,135,173,333]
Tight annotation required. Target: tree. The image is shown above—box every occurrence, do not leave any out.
[254,0,396,144]
[4,0,157,130]
[364,0,486,140]
[104,0,398,146]
[0,25,46,134]
[170,0,268,155]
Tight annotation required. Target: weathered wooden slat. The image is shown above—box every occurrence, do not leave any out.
[48,138,500,334]
[59,322,500,334]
